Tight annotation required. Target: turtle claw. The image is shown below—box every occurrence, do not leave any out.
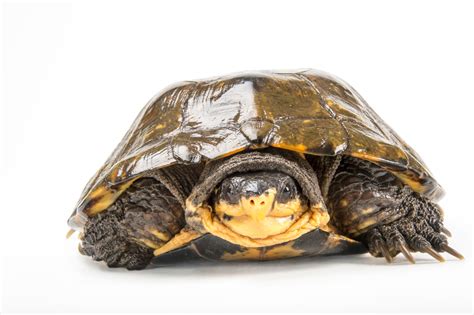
[423,246,445,262]
[66,229,76,239]
[399,243,415,264]
[379,243,393,263]
[441,244,464,260]
[371,237,393,263]
[440,227,452,237]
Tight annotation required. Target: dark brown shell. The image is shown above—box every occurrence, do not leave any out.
[68,69,442,227]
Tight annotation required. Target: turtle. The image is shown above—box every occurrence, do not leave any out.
[67,69,463,270]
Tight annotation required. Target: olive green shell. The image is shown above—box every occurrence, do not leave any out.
[68,69,442,227]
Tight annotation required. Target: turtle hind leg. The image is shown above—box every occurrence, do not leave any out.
[80,178,186,270]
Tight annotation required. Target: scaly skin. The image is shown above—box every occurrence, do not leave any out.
[80,178,185,269]
[327,157,462,263]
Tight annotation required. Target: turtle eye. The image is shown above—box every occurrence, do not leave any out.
[225,184,234,196]
[280,184,292,199]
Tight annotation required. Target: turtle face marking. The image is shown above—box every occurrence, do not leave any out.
[212,171,308,239]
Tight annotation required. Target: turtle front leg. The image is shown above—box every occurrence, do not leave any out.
[326,157,463,263]
[80,178,185,270]
[362,192,462,263]
[80,208,155,270]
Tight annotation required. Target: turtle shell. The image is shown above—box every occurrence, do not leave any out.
[68,69,443,228]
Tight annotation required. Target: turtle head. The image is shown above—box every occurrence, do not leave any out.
[212,171,308,239]
[184,150,330,248]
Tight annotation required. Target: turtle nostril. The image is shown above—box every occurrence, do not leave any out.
[249,198,265,206]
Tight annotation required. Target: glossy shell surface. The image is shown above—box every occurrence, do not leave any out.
[69,69,442,226]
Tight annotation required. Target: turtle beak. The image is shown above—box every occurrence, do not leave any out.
[240,189,276,221]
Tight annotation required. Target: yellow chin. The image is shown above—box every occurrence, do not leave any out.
[214,199,307,239]
[186,197,330,248]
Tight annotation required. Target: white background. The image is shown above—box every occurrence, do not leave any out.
[1,0,473,313]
